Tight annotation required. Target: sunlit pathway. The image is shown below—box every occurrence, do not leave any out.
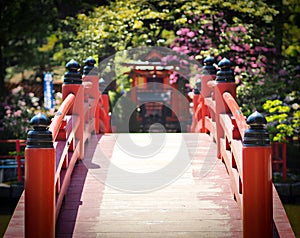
[56,133,242,237]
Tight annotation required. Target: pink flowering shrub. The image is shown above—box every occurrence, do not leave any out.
[0,86,62,139]
[0,86,39,139]
[169,12,300,141]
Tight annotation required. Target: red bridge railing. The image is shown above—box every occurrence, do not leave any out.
[191,57,274,238]
[22,57,110,237]
[0,139,26,182]
[4,56,295,238]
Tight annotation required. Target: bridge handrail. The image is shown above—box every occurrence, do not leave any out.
[222,92,248,140]
[0,139,26,182]
[18,57,111,238]
[48,93,75,141]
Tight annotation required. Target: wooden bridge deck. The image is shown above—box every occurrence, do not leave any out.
[4,133,295,237]
[55,133,242,237]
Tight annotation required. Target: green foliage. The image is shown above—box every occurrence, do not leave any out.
[53,0,281,64]
[263,97,299,142]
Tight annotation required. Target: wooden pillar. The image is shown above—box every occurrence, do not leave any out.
[214,58,236,158]
[62,59,84,159]
[25,113,55,238]
[83,56,100,133]
[201,56,216,133]
[242,111,273,238]
[191,81,200,132]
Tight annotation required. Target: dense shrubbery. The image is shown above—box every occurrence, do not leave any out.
[167,9,300,141]
[1,1,299,141]
[0,86,62,139]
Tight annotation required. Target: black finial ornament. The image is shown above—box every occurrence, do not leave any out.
[243,111,270,146]
[83,56,97,75]
[203,56,216,75]
[99,77,107,94]
[64,59,82,84]
[195,78,201,93]
[216,57,234,82]
[26,113,53,148]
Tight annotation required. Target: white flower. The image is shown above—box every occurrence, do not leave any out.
[292,103,299,110]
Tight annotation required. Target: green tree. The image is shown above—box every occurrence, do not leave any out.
[0,0,57,95]
[0,0,105,96]
[55,0,280,63]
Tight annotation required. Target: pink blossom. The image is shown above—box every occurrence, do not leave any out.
[176,28,190,36]
[231,45,243,52]
[172,46,181,52]
[18,100,26,106]
[243,44,250,51]
[239,26,247,33]
[11,86,22,94]
[234,67,242,73]
[187,31,195,38]
[236,58,244,64]
[176,30,183,36]
[13,110,22,117]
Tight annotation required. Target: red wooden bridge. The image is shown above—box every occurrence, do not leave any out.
[4,57,295,237]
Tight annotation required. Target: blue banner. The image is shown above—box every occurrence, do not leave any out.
[43,72,54,110]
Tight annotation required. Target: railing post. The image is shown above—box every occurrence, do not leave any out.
[62,59,84,159]
[215,58,236,158]
[25,113,55,238]
[83,56,100,133]
[99,78,111,133]
[242,111,273,238]
[191,84,200,132]
[201,56,216,133]
[15,139,22,182]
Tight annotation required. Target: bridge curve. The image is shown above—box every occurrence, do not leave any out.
[4,57,295,238]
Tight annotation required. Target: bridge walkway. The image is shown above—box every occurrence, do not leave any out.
[55,133,242,237]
